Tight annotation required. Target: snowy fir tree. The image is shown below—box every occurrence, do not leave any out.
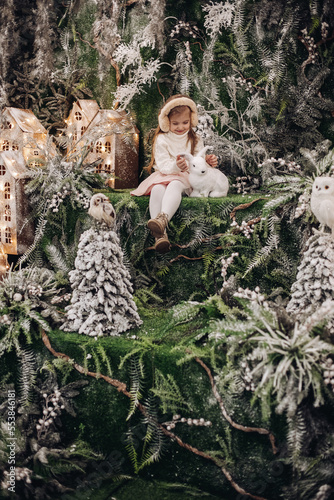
[287,231,334,335]
[62,194,142,337]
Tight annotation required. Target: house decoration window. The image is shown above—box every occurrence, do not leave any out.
[95,141,102,154]
[104,164,112,173]
[12,143,19,151]
[4,205,11,222]
[81,126,86,135]
[0,164,5,175]
[105,141,111,153]
[4,182,10,200]
[5,227,11,244]
[30,160,43,168]
[95,163,103,173]
[33,150,39,156]
[75,112,82,121]
[2,141,9,151]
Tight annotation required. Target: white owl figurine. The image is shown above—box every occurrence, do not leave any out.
[88,193,116,227]
[310,177,334,236]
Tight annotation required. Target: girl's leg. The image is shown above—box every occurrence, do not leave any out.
[148,180,185,253]
[161,180,185,220]
[149,184,166,219]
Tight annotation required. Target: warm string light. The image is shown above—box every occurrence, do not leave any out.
[0,245,8,277]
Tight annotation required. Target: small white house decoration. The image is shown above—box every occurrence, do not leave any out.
[0,151,34,255]
[0,107,53,168]
[65,100,139,189]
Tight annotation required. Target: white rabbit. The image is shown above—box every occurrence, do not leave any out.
[182,147,229,197]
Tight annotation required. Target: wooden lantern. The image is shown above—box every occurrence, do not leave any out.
[0,151,34,255]
[66,100,139,189]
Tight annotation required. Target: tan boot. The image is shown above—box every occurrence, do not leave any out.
[147,212,169,239]
[154,231,171,254]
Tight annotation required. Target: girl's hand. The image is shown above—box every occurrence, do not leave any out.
[176,155,189,172]
[205,154,218,168]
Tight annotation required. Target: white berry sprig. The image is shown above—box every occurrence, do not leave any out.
[36,390,65,439]
[162,414,212,431]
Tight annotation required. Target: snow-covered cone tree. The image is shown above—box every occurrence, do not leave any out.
[286,231,334,336]
[62,193,142,337]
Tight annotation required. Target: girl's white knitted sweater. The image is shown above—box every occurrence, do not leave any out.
[153,131,204,175]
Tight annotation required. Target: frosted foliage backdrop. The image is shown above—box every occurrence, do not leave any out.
[0,0,333,168]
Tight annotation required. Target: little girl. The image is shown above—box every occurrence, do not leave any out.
[131,94,218,253]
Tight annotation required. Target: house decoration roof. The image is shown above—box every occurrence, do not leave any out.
[83,108,139,136]
[0,150,27,177]
[74,100,100,122]
[5,108,47,134]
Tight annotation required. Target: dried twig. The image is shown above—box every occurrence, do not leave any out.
[230,198,265,220]
[41,329,128,394]
[298,30,334,81]
[192,354,278,454]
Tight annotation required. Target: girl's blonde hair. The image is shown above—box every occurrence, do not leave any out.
[145,94,199,173]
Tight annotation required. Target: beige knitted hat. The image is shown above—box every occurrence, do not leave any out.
[158,95,198,132]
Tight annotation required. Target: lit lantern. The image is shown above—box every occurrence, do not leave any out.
[0,151,34,256]
[65,100,139,189]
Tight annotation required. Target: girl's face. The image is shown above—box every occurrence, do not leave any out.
[169,107,191,135]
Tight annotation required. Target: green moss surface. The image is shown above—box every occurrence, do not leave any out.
[99,189,301,303]
[28,297,286,500]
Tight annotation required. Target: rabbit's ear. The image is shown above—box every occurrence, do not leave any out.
[197,146,210,158]
[179,153,193,163]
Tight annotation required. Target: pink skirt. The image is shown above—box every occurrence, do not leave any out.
[131,171,191,196]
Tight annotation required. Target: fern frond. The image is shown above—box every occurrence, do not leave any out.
[95,345,113,377]
[44,243,71,274]
[286,408,307,459]
[125,429,139,472]
[18,214,48,266]
[138,394,165,471]
[17,347,37,406]
[138,423,165,471]
[244,214,281,275]
[127,356,144,420]
[151,369,189,414]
